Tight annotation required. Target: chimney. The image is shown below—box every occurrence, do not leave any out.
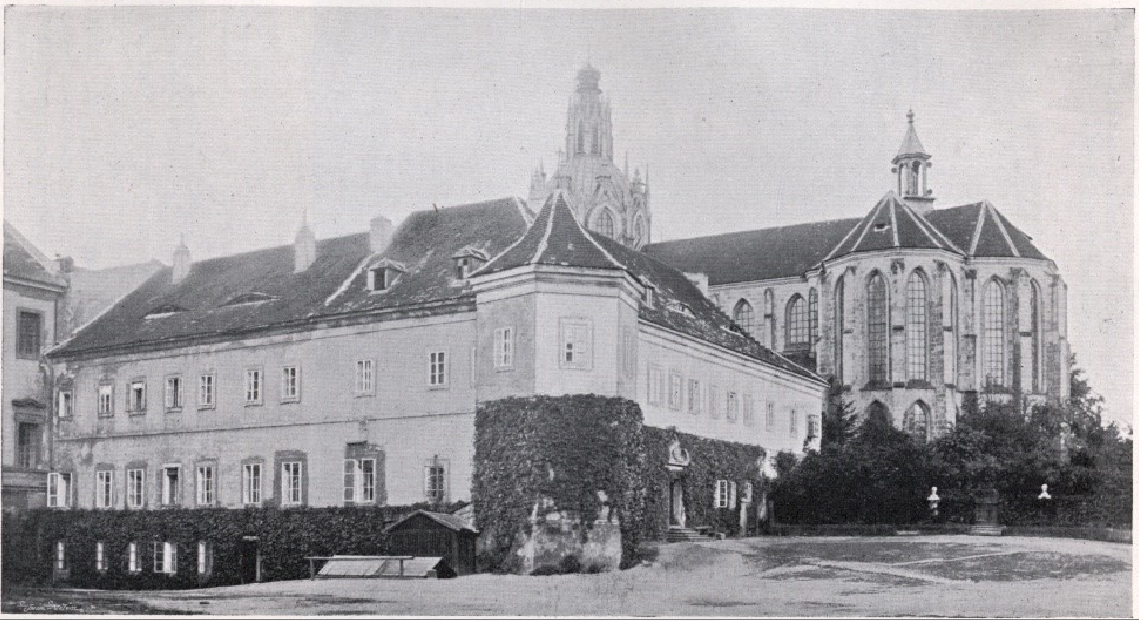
[172,237,191,284]
[294,221,316,273]
[53,254,74,274]
[370,215,393,254]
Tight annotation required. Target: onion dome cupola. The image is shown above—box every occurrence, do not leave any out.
[892,109,935,214]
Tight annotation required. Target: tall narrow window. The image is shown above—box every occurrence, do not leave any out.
[197,542,212,577]
[595,210,615,239]
[428,351,448,386]
[128,542,140,573]
[576,123,584,154]
[808,288,819,347]
[165,376,183,411]
[126,469,144,509]
[55,541,67,571]
[834,275,845,382]
[494,327,514,368]
[198,373,215,408]
[242,463,262,505]
[868,272,889,384]
[687,379,702,415]
[343,458,377,504]
[904,401,931,442]
[591,126,600,155]
[789,408,798,437]
[161,466,181,506]
[668,371,682,410]
[128,379,146,413]
[742,394,755,426]
[17,311,42,358]
[906,271,929,381]
[196,465,214,506]
[707,385,720,419]
[281,366,299,402]
[96,541,107,572]
[96,470,114,509]
[726,392,739,422]
[786,295,809,348]
[245,369,262,405]
[281,461,303,506]
[425,461,447,502]
[1031,280,1043,393]
[58,391,73,420]
[983,279,1005,387]
[98,384,114,417]
[733,299,755,336]
[766,401,775,431]
[632,216,644,247]
[946,272,958,383]
[355,360,375,395]
[764,289,776,348]
[47,473,71,508]
[560,320,593,370]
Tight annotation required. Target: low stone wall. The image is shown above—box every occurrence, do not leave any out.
[1003,526,1132,544]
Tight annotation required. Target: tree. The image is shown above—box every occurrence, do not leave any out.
[820,377,857,451]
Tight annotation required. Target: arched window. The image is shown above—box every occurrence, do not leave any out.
[867,272,888,384]
[763,289,776,348]
[576,123,585,154]
[631,215,644,247]
[906,271,928,381]
[808,288,819,346]
[947,270,958,382]
[1031,279,1043,393]
[591,126,600,155]
[909,163,920,195]
[834,275,845,383]
[594,210,615,239]
[786,295,809,348]
[733,299,755,336]
[983,279,1005,388]
[903,401,931,442]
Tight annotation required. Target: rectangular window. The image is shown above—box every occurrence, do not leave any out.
[727,392,739,423]
[707,385,720,419]
[127,469,145,509]
[47,472,71,508]
[343,458,377,503]
[355,360,375,395]
[98,384,114,417]
[808,414,821,441]
[281,461,303,506]
[96,542,106,572]
[687,379,702,415]
[16,422,40,468]
[766,401,776,432]
[789,409,798,437]
[242,463,262,505]
[153,541,176,575]
[161,466,181,506]
[128,379,146,413]
[494,328,514,368]
[197,542,211,577]
[198,373,215,408]
[128,542,140,573]
[96,470,114,509]
[560,319,593,370]
[164,376,183,411]
[17,311,42,358]
[668,371,682,410]
[647,366,663,406]
[55,541,66,571]
[196,465,215,506]
[281,366,299,402]
[58,391,73,420]
[743,394,756,426]
[713,480,730,509]
[425,463,446,502]
[245,369,262,405]
[428,351,448,387]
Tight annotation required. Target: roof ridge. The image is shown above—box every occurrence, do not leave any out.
[648,215,862,247]
[561,194,627,271]
[968,202,988,256]
[888,197,901,247]
[531,194,560,264]
[984,200,1021,258]
[908,203,965,253]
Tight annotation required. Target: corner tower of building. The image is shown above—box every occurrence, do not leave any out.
[528,64,651,250]
[892,110,935,214]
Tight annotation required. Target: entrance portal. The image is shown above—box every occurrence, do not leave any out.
[239,536,261,584]
[669,479,686,528]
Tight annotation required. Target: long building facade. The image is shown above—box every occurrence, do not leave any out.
[646,114,1070,439]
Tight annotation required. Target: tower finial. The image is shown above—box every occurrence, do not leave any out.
[907,108,915,126]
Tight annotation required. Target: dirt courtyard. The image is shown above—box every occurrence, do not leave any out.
[5,535,1132,617]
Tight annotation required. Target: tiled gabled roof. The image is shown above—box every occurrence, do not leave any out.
[924,201,1048,260]
[822,191,961,261]
[479,191,821,383]
[50,198,533,358]
[642,217,861,285]
[4,221,66,288]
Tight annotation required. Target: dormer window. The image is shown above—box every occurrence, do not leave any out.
[641,286,655,306]
[451,247,488,280]
[367,260,406,292]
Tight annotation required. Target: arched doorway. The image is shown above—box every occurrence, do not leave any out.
[903,401,932,442]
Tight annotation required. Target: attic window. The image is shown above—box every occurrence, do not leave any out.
[146,304,188,318]
[223,292,276,307]
[873,223,891,232]
[368,266,402,292]
[641,286,655,306]
[452,248,488,279]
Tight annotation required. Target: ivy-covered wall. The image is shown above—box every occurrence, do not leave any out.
[2,502,463,589]
[472,395,645,573]
[641,426,768,541]
[472,395,769,573]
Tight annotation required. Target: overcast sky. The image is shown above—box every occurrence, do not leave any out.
[4,7,1132,425]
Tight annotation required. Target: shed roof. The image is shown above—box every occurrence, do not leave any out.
[385,510,478,533]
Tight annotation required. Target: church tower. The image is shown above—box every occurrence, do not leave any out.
[892,110,936,214]
[528,64,651,250]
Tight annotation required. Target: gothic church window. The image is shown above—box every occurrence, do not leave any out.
[1031,279,1043,393]
[867,272,889,384]
[983,279,1005,388]
[903,401,931,442]
[906,271,929,381]
[786,295,809,349]
[834,275,845,383]
[808,288,818,347]
[764,289,776,348]
[595,210,615,239]
[733,299,755,336]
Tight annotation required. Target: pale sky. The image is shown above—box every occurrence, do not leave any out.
[4,7,1133,425]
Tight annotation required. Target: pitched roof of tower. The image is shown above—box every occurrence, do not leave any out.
[50,197,533,358]
[896,111,928,159]
[642,217,861,285]
[924,201,1048,260]
[822,191,961,261]
[477,192,820,382]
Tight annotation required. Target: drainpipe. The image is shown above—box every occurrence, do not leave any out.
[39,360,54,473]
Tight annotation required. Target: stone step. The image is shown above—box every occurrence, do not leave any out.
[969,524,1005,536]
[666,527,713,542]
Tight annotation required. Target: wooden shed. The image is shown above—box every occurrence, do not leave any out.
[384,510,479,575]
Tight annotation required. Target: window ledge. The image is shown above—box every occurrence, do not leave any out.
[428,385,449,391]
[127,411,147,417]
[197,405,216,412]
[165,408,182,414]
[355,393,376,399]
[860,382,893,392]
[280,399,300,405]
[244,402,263,408]
[494,366,515,373]
[905,380,934,389]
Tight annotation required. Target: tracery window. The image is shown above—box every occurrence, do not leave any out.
[808,288,818,346]
[595,210,615,239]
[867,272,889,383]
[906,271,928,381]
[834,275,845,382]
[786,295,809,348]
[983,279,1005,387]
[1031,280,1043,393]
[733,299,755,336]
